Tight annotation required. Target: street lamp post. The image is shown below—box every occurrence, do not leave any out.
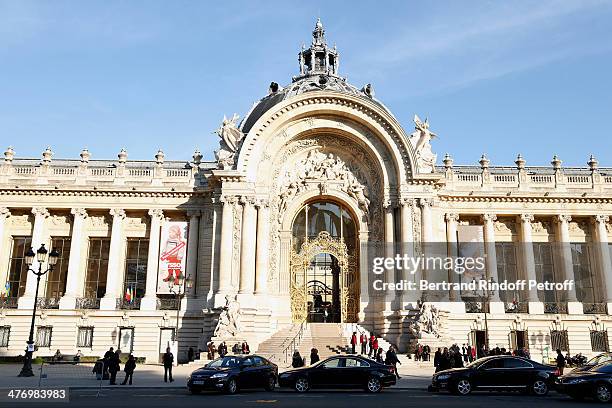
[18,244,60,377]
[473,277,495,351]
[167,273,192,361]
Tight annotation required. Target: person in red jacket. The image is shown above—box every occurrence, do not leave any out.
[368,334,375,357]
[360,332,367,355]
[372,336,379,357]
[350,332,357,354]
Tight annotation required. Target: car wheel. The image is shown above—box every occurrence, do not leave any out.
[225,378,238,395]
[366,377,382,393]
[264,376,276,392]
[294,377,310,393]
[595,383,612,403]
[455,379,472,396]
[531,380,548,396]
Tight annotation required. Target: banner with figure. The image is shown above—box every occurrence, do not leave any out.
[157,221,188,294]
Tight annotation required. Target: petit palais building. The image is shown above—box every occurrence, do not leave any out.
[1,21,612,364]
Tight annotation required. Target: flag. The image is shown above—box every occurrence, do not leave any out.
[130,286,134,303]
[125,286,131,303]
[1,282,9,299]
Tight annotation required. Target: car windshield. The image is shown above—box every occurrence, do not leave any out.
[589,354,612,365]
[207,356,241,368]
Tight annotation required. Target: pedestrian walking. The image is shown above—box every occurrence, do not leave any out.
[372,336,379,358]
[242,341,250,354]
[121,354,136,385]
[556,349,566,375]
[108,350,121,385]
[350,331,357,354]
[292,351,305,368]
[385,346,401,379]
[163,347,174,383]
[219,341,228,358]
[207,341,216,360]
[434,347,442,372]
[375,348,384,364]
[360,332,367,355]
[310,348,320,365]
[368,334,375,357]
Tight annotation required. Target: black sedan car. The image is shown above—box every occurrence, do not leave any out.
[556,362,612,402]
[570,352,612,373]
[187,355,278,394]
[430,355,558,396]
[278,355,396,393]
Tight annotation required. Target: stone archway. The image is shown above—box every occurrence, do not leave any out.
[290,231,358,323]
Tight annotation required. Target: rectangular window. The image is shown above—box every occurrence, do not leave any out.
[6,236,32,297]
[45,237,71,299]
[571,243,596,303]
[77,327,94,348]
[495,242,519,303]
[550,329,570,352]
[123,238,149,300]
[36,326,53,348]
[84,238,110,299]
[591,330,609,352]
[0,326,9,347]
[533,243,559,304]
[118,327,134,353]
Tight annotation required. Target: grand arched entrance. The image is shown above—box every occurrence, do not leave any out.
[289,201,359,323]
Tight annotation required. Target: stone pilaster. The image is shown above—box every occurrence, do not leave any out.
[556,215,580,313]
[519,213,543,313]
[238,196,257,301]
[217,195,237,297]
[19,207,50,309]
[254,199,270,296]
[0,208,10,285]
[140,209,164,311]
[185,210,200,297]
[59,208,88,310]
[445,213,460,302]
[399,198,414,305]
[594,215,612,314]
[100,209,126,310]
[482,213,504,313]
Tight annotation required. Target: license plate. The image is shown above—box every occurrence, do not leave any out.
[192,380,204,385]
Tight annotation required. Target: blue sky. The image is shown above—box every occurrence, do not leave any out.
[1,0,611,166]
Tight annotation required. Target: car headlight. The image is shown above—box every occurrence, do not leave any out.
[210,372,229,379]
[436,374,451,380]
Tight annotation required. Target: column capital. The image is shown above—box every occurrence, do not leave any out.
[399,197,414,206]
[255,198,270,209]
[445,213,459,223]
[519,213,534,223]
[595,214,610,224]
[148,208,165,220]
[220,195,238,205]
[186,209,200,218]
[481,213,497,223]
[109,208,126,219]
[31,207,50,218]
[556,214,572,224]
[240,195,257,206]
[70,208,88,219]
[0,207,10,218]
[383,199,396,210]
[419,198,434,208]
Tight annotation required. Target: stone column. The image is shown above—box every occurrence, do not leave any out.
[140,209,164,311]
[445,213,460,302]
[556,215,580,313]
[383,201,395,308]
[238,196,257,300]
[100,209,126,310]
[594,215,612,314]
[419,199,434,289]
[255,200,270,296]
[482,213,504,313]
[519,213,543,313]
[0,208,10,285]
[59,208,88,310]
[217,195,236,296]
[400,198,414,305]
[185,210,200,297]
[19,207,49,309]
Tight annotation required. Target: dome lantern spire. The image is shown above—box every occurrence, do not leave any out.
[296,18,339,79]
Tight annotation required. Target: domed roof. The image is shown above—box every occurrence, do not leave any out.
[239,20,393,134]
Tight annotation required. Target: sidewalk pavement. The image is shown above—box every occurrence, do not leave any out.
[0,361,434,390]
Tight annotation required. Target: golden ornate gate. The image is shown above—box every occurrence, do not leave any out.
[290,231,359,323]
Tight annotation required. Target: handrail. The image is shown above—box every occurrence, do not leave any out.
[269,319,307,366]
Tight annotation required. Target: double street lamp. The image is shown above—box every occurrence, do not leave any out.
[472,277,496,351]
[167,274,193,352]
[18,244,60,377]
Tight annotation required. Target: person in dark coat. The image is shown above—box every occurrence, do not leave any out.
[292,351,305,368]
[556,349,566,375]
[108,350,121,385]
[384,346,401,379]
[188,347,194,362]
[163,347,174,382]
[310,348,320,365]
[375,348,384,364]
[453,350,464,368]
[121,354,136,385]
[433,348,442,372]
[360,333,367,355]
[439,348,452,372]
